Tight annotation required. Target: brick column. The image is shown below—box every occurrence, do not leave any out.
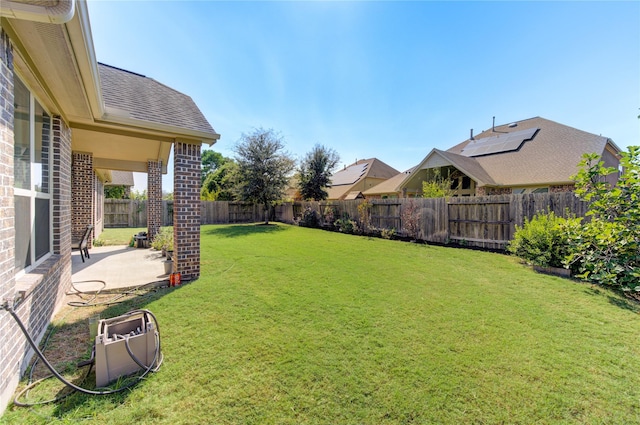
[147,160,162,242]
[52,117,72,256]
[173,142,201,280]
[71,152,94,246]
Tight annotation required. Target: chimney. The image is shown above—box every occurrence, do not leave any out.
[470,129,474,141]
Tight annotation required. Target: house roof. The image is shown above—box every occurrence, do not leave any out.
[3,1,220,175]
[99,63,216,136]
[362,169,413,195]
[328,158,400,200]
[399,117,619,191]
[445,117,617,186]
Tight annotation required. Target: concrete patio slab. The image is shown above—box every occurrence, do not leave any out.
[71,245,169,292]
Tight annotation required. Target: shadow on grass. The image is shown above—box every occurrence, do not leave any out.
[203,222,290,238]
[584,285,640,313]
[607,295,640,313]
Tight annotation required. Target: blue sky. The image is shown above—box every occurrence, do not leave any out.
[86,1,640,192]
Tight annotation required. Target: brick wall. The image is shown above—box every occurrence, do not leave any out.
[0,27,17,413]
[0,29,73,414]
[173,142,201,279]
[147,160,162,241]
[53,117,72,256]
[477,186,513,196]
[549,184,575,193]
[71,152,94,246]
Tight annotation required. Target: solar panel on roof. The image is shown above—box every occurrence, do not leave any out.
[461,127,538,157]
[330,163,368,186]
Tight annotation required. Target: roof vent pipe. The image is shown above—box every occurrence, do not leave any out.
[470,129,474,140]
[492,116,495,132]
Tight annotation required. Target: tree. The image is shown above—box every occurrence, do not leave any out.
[234,128,295,224]
[422,168,454,198]
[104,185,127,199]
[201,160,238,201]
[297,144,340,201]
[201,150,226,183]
[130,189,147,200]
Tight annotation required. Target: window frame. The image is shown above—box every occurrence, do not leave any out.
[13,74,53,277]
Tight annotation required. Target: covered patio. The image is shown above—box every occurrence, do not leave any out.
[71,246,169,293]
[1,1,219,412]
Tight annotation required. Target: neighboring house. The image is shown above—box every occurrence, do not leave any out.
[1,0,218,414]
[326,158,399,200]
[104,170,135,198]
[376,117,621,198]
[362,168,414,199]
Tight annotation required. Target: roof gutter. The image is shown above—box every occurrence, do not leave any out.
[65,0,106,120]
[0,0,75,24]
[99,112,221,145]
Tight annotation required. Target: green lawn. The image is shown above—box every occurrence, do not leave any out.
[3,223,640,424]
[94,227,146,246]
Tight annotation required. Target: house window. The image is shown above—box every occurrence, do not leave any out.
[13,76,52,272]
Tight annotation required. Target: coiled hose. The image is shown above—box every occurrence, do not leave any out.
[2,302,163,405]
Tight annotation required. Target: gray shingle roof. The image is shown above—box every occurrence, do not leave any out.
[98,63,216,136]
[328,158,400,199]
[446,117,614,186]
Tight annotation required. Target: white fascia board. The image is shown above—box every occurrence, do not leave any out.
[99,112,221,145]
[65,0,105,120]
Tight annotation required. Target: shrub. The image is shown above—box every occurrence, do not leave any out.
[401,199,421,241]
[357,199,372,234]
[151,227,173,252]
[334,214,359,234]
[299,207,320,228]
[380,228,396,240]
[508,210,577,269]
[322,205,337,227]
[566,147,640,290]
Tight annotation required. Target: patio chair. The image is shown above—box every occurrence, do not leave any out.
[72,225,93,263]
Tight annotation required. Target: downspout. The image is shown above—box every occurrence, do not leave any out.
[0,0,75,24]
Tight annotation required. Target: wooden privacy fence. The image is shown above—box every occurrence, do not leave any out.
[105,200,268,227]
[105,192,588,250]
[281,192,589,250]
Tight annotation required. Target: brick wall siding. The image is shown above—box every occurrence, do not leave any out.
[173,142,201,279]
[0,28,17,413]
[147,160,162,241]
[549,184,575,193]
[0,29,73,414]
[477,187,514,196]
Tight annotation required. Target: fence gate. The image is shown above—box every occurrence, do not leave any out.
[447,200,512,249]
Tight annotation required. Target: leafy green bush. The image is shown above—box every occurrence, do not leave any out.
[322,205,337,227]
[508,210,577,269]
[334,214,359,234]
[565,146,639,290]
[380,228,396,239]
[298,207,320,228]
[151,227,173,251]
